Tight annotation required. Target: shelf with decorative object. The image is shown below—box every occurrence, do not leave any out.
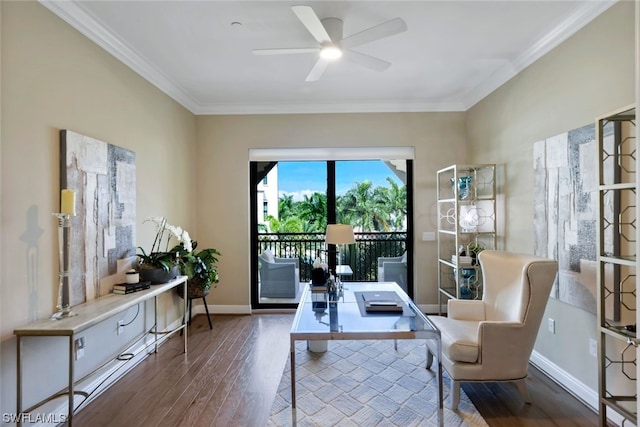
[595,105,637,426]
[436,164,496,314]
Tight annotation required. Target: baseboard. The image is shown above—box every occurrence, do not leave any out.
[41,317,184,426]
[419,303,443,315]
[191,304,252,315]
[530,350,597,408]
[194,304,436,316]
[530,350,625,426]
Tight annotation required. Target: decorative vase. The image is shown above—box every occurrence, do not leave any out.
[459,284,473,299]
[459,267,475,299]
[450,176,472,200]
[139,265,179,284]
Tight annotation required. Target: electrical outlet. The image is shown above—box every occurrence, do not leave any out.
[117,320,125,335]
[548,318,555,334]
[74,337,85,360]
[589,338,598,358]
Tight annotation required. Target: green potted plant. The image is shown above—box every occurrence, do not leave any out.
[172,241,221,298]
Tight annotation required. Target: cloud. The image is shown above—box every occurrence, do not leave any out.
[279,189,316,202]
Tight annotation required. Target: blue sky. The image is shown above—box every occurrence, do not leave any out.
[278,160,402,201]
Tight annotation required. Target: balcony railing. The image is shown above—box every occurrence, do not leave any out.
[258,231,406,282]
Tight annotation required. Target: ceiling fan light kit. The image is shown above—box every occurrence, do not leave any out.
[320,45,342,60]
[252,5,407,82]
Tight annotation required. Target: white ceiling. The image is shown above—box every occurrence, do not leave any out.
[41,0,616,115]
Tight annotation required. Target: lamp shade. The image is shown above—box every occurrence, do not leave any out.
[325,224,355,245]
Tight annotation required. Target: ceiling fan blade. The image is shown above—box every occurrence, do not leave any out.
[253,48,320,55]
[305,58,330,82]
[340,17,407,49]
[291,5,332,44]
[343,50,391,72]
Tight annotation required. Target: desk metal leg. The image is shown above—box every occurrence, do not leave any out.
[290,337,296,408]
[436,339,443,427]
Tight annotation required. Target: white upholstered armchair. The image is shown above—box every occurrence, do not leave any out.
[258,250,300,298]
[426,250,558,409]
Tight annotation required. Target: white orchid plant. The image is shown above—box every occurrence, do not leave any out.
[137,216,188,272]
[137,216,221,289]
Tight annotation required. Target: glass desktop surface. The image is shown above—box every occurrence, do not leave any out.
[291,282,436,338]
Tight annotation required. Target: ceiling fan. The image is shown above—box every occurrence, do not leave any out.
[252,5,407,82]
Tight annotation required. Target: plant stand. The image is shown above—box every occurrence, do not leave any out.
[182,297,212,332]
[177,280,213,333]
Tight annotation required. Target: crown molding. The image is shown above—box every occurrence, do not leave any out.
[191,99,467,115]
[39,0,202,112]
[41,0,615,115]
[463,0,617,109]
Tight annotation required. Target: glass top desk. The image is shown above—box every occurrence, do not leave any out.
[289,282,443,427]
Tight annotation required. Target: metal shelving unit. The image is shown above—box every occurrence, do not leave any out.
[437,164,496,314]
[596,105,637,426]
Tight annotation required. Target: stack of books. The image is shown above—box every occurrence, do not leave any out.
[112,281,151,295]
[361,291,404,313]
[451,255,473,266]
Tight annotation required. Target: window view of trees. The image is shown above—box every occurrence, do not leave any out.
[261,177,407,233]
[253,160,411,295]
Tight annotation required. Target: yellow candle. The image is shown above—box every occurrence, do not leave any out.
[61,189,76,216]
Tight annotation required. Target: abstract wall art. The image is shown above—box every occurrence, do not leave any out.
[533,122,611,314]
[60,130,136,304]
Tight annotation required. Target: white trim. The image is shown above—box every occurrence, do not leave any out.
[38,0,201,113]
[249,147,415,162]
[39,1,614,115]
[194,304,440,317]
[191,100,466,115]
[463,0,617,109]
[191,304,252,316]
[530,350,625,426]
[41,318,183,426]
[420,304,442,315]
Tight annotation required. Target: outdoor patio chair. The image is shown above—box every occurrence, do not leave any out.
[377,252,408,293]
[258,250,300,298]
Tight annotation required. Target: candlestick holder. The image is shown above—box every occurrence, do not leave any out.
[51,213,76,319]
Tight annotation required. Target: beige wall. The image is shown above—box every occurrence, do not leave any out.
[195,113,467,307]
[467,1,635,390]
[0,0,635,418]
[1,1,195,414]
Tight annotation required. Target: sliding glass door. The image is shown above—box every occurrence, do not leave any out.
[250,157,413,309]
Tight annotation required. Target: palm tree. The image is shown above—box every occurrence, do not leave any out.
[278,194,295,219]
[376,178,406,231]
[264,215,304,233]
[296,192,327,232]
[338,181,390,231]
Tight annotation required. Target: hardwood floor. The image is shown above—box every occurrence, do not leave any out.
[74,313,600,426]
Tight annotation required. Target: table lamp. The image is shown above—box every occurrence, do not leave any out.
[325,224,355,287]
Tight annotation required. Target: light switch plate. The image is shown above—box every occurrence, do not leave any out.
[422,232,435,241]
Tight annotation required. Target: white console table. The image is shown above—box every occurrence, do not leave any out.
[14,275,188,426]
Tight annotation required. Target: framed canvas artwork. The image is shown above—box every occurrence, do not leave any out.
[60,130,136,304]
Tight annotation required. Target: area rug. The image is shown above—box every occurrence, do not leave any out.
[268,339,488,426]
